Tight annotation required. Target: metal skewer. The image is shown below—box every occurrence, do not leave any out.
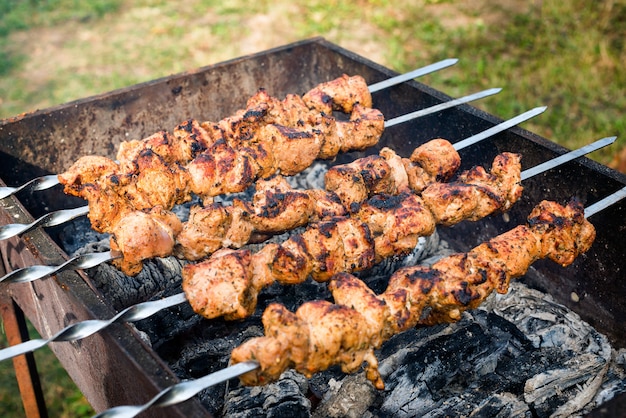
[0,251,117,286]
[90,185,626,418]
[452,106,547,151]
[0,174,60,201]
[0,206,89,240]
[0,60,458,202]
[0,135,613,363]
[585,185,626,218]
[520,136,617,181]
[383,87,501,128]
[368,58,458,93]
[0,87,502,242]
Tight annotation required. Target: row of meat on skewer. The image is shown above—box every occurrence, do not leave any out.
[2,72,602,394]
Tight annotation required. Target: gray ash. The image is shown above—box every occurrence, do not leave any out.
[60,163,626,417]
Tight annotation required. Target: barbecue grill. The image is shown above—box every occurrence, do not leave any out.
[0,38,625,417]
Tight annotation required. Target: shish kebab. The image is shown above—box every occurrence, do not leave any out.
[182,133,615,322]
[0,58,458,202]
[54,84,502,276]
[115,106,534,276]
[51,65,471,232]
[0,88,501,247]
[0,107,549,287]
[0,136,615,363]
[92,188,626,418]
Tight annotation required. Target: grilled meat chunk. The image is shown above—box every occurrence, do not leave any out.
[110,207,182,276]
[231,200,595,388]
[183,152,523,320]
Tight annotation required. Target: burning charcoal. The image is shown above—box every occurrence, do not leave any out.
[374,311,534,417]
[224,370,311,418]
[75,238,186,310]
[312,374,377,418]
[524,352,609,417]
[58,216,109,254]
[468,393,531,417]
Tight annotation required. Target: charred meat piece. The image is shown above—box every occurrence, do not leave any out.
[183,153,523,320]
[231,199,595,388]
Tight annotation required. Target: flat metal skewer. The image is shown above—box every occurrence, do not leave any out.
[0,88,502,242]
[0,135,613,363]
[453,106,547,151]
[0,206,89,240]
[520,136,617,181]
[368,58,458,93]
[0,60,458,202]
[90,184,626,418]
[0,174,60,201]
[383,87,501,128]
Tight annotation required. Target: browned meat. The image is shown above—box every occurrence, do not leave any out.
[58,155,120,197]
[324,154,395,211]
[182,249,257,321]
[116,121,211,167]
[183,152,524,318]
[303,74,372,113]
[336,104,385,153]
[324,139,461,211]
[120,149,191,210]
[409,138,461,182]
[242,176,315,233]
[188,139,257,197]
[421,152,522,225]
[110,207,182,276]
[231,199,595,388]
[260,124,321,176]
[304,188,347,221]
[356,193,436,261]
[402,138,461,193]
[379,147,410,192]
[527,199,596,266]
[174,203,254,261]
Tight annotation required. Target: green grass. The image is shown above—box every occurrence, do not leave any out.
[0,319,94,417]
[0,1,623,165]
[0,0,624,415]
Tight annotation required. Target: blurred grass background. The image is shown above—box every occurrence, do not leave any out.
[0,0,624,416]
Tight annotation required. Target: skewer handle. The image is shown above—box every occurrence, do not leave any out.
[0,251,116,285]
[93,361,259,418]
[0,293,186,362]
[0,206,88,240]
[0,174,60,200]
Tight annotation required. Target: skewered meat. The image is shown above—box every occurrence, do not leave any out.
[324,138,461,210]
[230,199,596,388]
[58,75,384,242]
[99,138,470,275]
[303,73,372,113]
[182,152,522,320]
[422,152,522,225]
[109,206,183,276]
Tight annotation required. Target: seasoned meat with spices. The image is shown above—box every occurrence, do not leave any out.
[231,199,595,388]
